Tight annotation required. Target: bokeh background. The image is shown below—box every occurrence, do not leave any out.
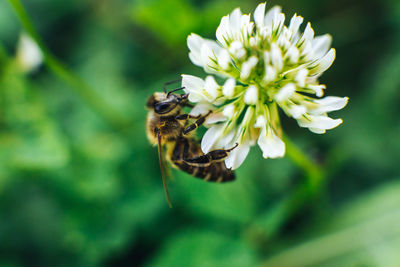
[1,0,400,266]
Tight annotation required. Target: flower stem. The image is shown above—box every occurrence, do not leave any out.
[244,135,326,242]
[7,0,131,131]
[283,134,325,191]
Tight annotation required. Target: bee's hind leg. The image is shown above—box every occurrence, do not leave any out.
[183,143,238,166]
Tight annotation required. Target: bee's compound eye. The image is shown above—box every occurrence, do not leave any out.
[155,102,172,114]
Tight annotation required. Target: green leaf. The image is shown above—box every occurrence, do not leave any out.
[261,180,400,267]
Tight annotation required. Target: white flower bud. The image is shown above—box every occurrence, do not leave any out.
[240,56,258,80]
[222,78,235,97]
[275,83,296,102]
[258,127,285,158]
[244,85,258,105]
[270,43,283,71]
[222,104,235,118]
[254,115,267,128]
[229,41,246,59]
[263,65,277,83]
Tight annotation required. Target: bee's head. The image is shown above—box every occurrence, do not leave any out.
[147,92,188,114]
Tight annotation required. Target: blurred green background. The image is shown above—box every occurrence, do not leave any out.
[1,0,400,266]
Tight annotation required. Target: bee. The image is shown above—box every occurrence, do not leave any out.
[146,79,238,207]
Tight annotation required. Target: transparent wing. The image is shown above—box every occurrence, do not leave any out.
[157,131,172,208]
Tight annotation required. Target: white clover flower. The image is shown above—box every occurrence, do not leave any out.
[16,32,43,73]
[182,2,349,170]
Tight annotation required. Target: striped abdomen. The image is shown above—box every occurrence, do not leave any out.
[169,137,235,183]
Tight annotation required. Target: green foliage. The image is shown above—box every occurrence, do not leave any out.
[0,0,399,266]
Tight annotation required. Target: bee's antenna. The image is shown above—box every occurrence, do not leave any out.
[167,87,185,97]
[163,79,182,93]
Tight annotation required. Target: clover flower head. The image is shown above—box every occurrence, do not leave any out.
[182,2,349,170]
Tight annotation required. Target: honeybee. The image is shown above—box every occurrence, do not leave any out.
[146,79,238,207]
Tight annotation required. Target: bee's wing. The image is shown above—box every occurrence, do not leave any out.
[157,131,172,208]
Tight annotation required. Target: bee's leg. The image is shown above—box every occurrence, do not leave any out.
[175,114,201,121]
[182,111,212,135]
[183,103,194,108]
[184,143,238,166]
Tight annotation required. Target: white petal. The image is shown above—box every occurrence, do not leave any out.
[182,74,204,89]
[206,113,227,124]
[309,48,336,75]
[286,46,299,63]
[263,51,270,65]
[298,115,343,131]
[309,128,326,134]
[222,104,235,118]
[218,49,231,70]
[216,130,235,149]
[270,43,283,71]
[307,84,325,97]
[242,106,255,124]
[295,69,308,87]
[258,128,285,158]
[312,34,332,59]
[187,34,204,66]
[244,85,258,105]
[302,22,315,43]
[190,102,214,116]
[264,6,282,27]
[204,76,220,100]
[229,41,246,59]
[240,56,258,80]
[273,13,285,31]
[254,115,267,128]
[288,14,303,39]
[222,78,235,97]
[200,44,215,67]
[240,14,251,29]
[201,125,224,153]
[263,65,277,82]
[275,83,296,102]
[230,8,242,33]
[254,2,266,28]
[249,37,257,47]
[309,96,349,114]
[288,105,306,119]
[216,16,230,45]
[278,32,291,50]
[225,141,250,170]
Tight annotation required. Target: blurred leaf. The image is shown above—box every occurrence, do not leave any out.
[148,230,257,267]
[262,180,400,267]
[0,59,69,171]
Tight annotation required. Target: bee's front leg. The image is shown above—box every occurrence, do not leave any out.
[175,114,201,121]
[181,111,212,135]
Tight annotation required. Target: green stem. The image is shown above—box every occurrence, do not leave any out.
[7,0,131,131]
[283,134,325,191]
[244,135,326,242]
